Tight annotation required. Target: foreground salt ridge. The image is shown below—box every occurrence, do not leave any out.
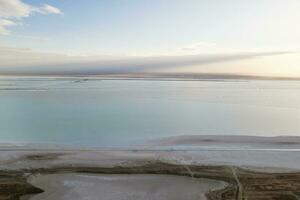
[1,136,300,199]
[1,137,300,200]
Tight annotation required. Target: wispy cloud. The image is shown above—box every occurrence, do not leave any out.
[34,4,62,15]
[0,0,62,35]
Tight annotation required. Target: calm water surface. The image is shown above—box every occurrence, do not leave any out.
[1,77,300,147]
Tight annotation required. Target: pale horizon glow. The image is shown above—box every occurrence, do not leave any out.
[0,0,300,77]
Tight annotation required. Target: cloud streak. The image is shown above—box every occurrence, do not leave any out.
[0,0,62,34]
[0,46,290,76]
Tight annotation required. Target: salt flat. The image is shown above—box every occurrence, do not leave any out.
[1,136,300,172]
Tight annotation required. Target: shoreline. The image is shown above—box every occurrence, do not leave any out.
[1,73,300,81]
[2,135,300,149]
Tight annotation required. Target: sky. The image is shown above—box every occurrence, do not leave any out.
[0,0,300,76]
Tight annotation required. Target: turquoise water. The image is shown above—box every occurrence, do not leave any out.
[1,77,300,147]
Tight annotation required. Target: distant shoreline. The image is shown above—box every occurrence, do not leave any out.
[1,73,300,81]
[2,135,300,151]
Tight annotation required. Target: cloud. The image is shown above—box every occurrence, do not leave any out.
[35,4,62,15]
[0,0,62,34]
[175,42,220,55]
[181,42,217,52]
[0,0,31,18]
[0,46,291,76]
[0,19,16,35]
